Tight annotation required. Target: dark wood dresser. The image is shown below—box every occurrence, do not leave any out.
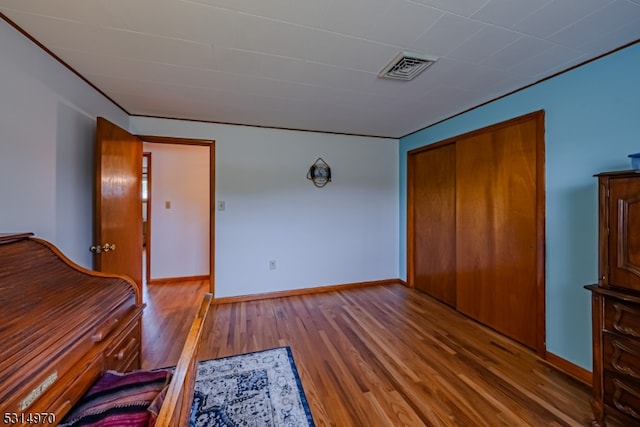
[586,170,640,426]
[0,233,144,426]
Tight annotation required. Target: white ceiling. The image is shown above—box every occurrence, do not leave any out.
[1,0,640,138]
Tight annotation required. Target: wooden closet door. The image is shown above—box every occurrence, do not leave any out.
[409,144,456,306]
[456,118,539,349]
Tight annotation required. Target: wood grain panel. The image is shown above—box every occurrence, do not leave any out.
[456,117,539,349]
[607,176,640,291]
[409,143,456,306]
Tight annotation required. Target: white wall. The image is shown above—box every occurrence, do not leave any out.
[1,17,400,296]
[143,142,210,280]
[0,19,129,267]
[131,117,399,298]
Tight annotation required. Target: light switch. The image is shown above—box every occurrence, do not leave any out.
[217,200,226,211]
[165,201,171,209]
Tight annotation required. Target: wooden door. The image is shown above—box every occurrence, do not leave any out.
[409,143,456,306]
[94,117,143,298]
[455,116,541,349]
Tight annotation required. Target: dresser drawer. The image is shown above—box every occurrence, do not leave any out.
[604,333,640,381]
[6,352,107,427]
[604,298,640,339]
[604,374,640,423]
[105,320,140,372]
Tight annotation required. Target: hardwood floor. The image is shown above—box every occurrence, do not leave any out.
[142,282,600,426]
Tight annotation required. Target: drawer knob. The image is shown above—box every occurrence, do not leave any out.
[92,318,119,342]
[115,337,137,361]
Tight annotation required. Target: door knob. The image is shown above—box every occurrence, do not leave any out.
[90,243,116,253]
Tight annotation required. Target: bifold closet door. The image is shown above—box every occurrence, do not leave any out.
[455,119,539,349]
[410,143,456,307]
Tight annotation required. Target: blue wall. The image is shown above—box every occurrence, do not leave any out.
[399,42,640,370]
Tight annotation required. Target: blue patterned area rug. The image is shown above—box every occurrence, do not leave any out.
[190,346,315,427]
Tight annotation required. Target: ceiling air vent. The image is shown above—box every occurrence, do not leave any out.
[379,51,438,81]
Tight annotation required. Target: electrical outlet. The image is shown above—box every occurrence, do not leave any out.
[269,260,276,270]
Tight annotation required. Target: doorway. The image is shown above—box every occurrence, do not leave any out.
[139,135,215,295]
